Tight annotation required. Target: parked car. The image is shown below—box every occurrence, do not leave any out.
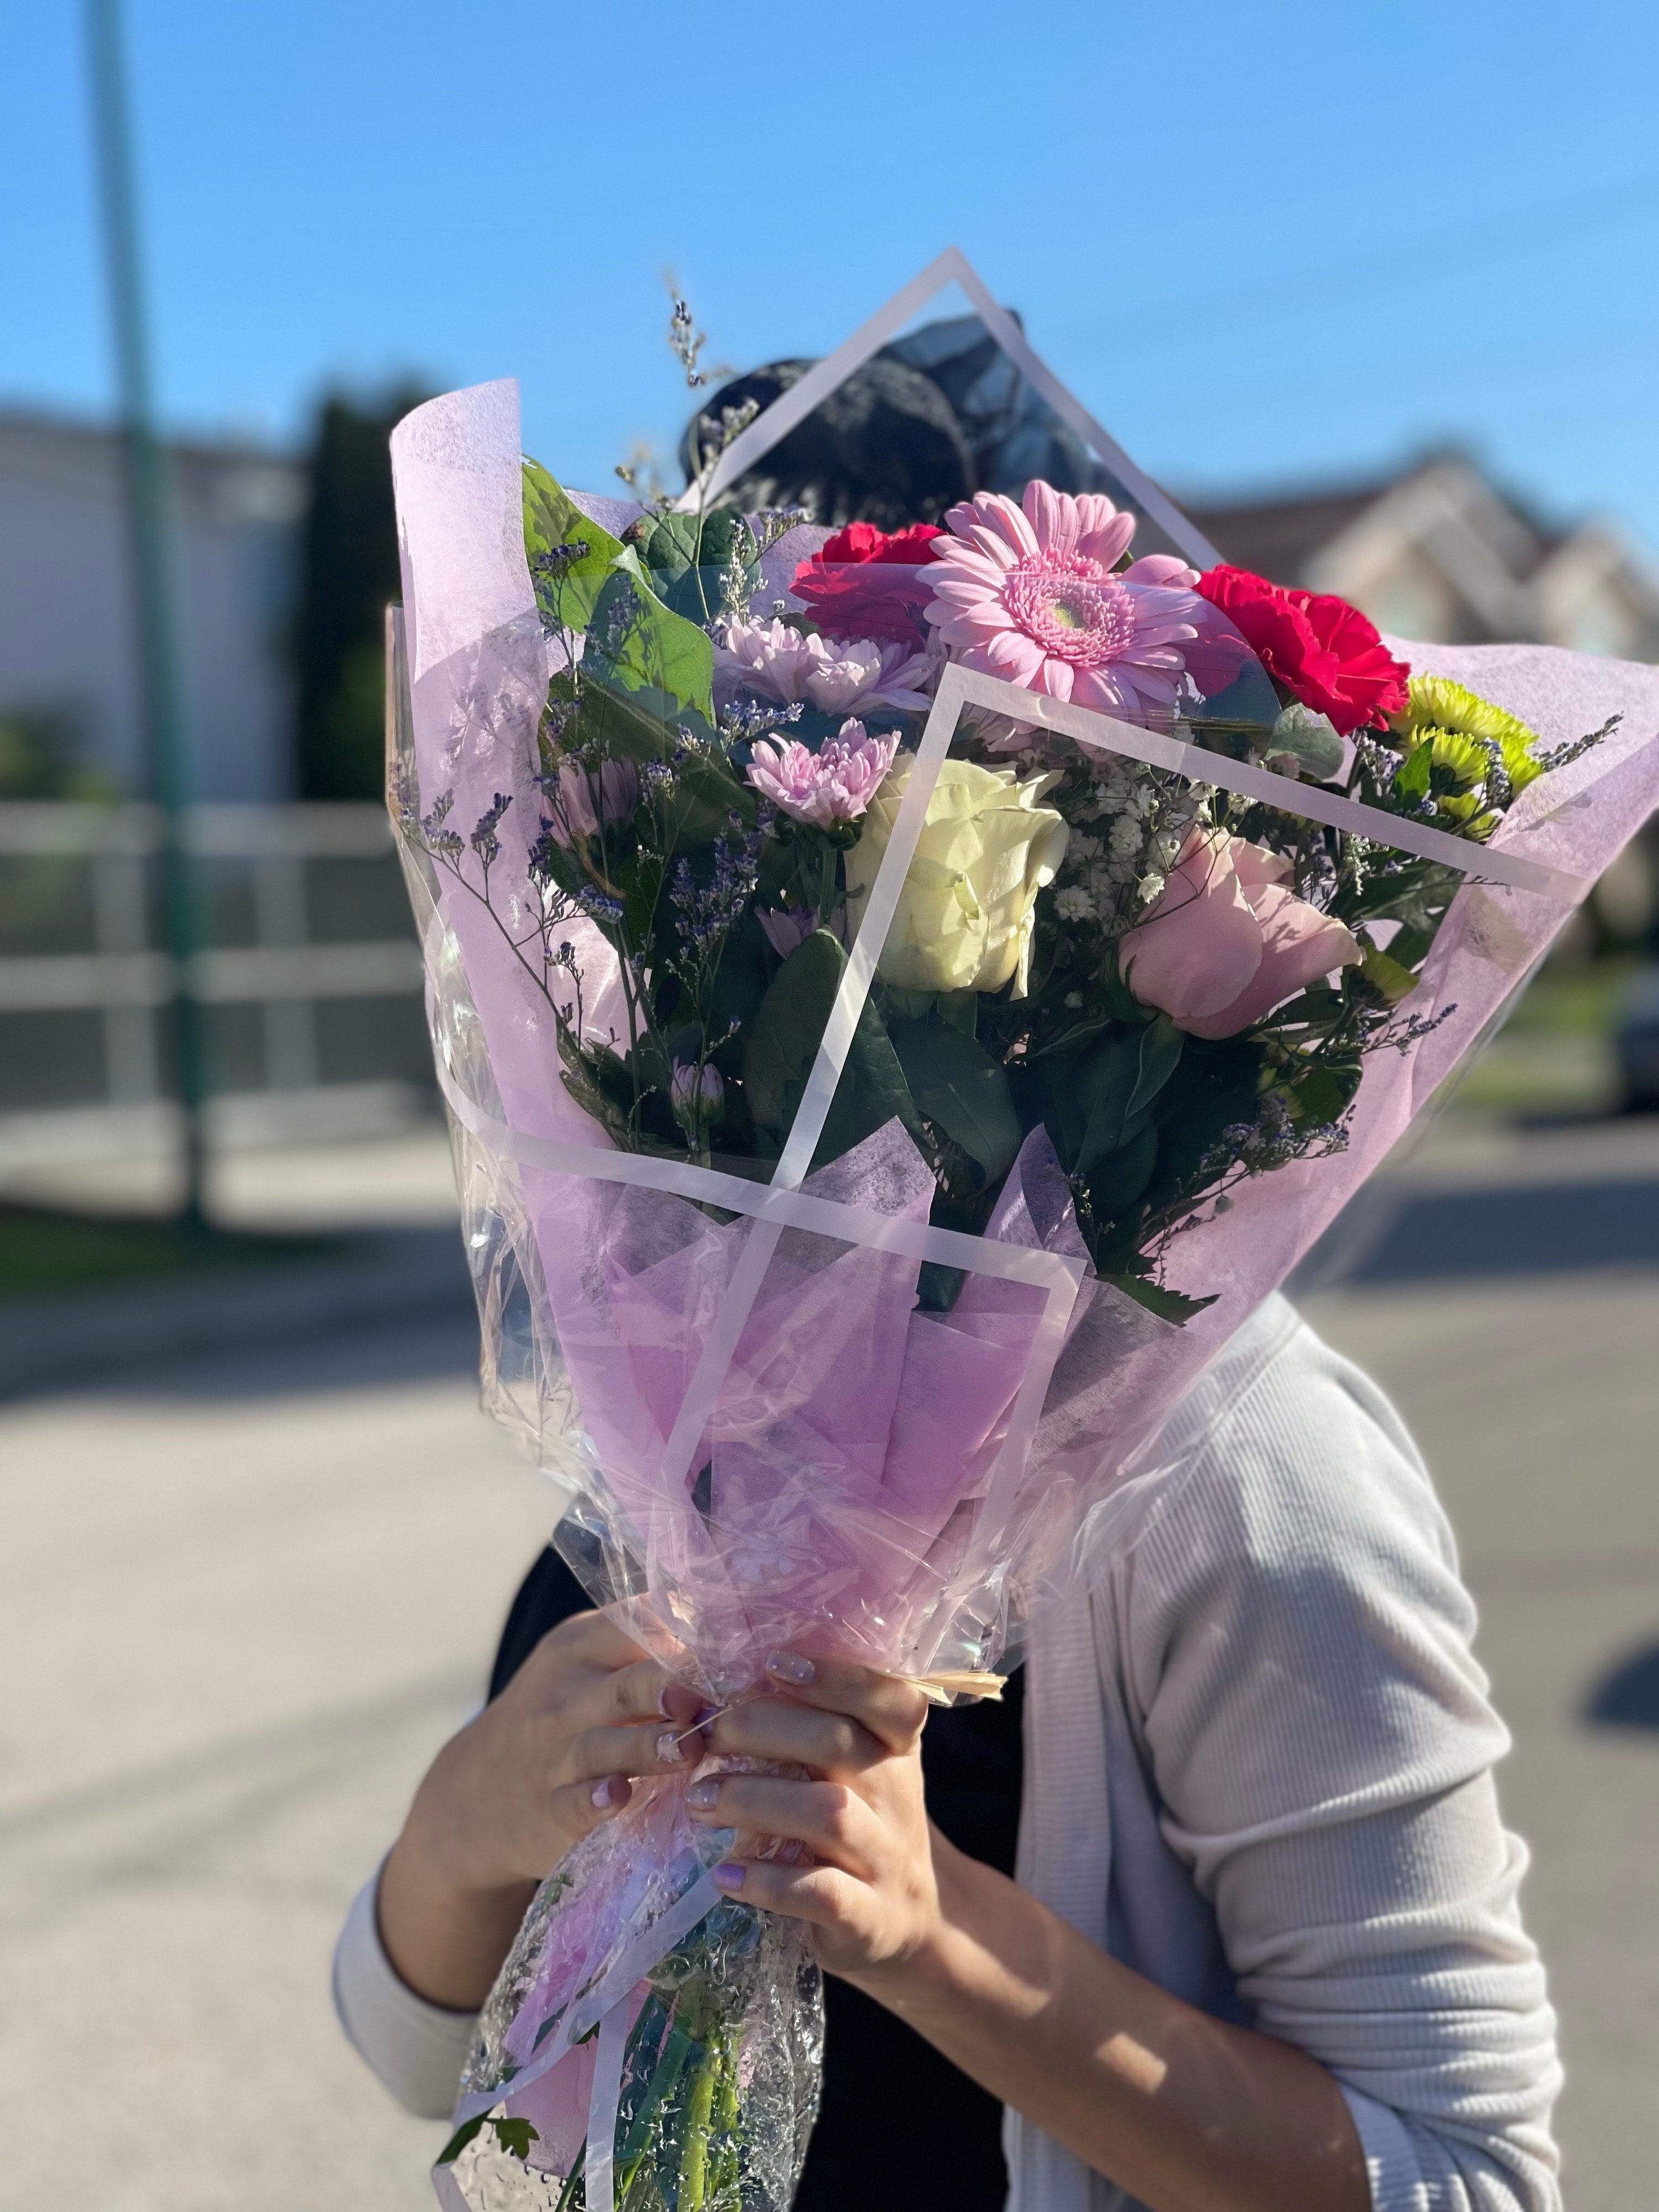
[1616,966,1659,1110]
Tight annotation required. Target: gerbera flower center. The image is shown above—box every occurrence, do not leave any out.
[1002,552,1135,666]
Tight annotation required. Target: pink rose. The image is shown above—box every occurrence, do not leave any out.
[1120,830,1361,1040]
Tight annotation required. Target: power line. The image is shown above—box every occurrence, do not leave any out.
[1060,168,1659,357]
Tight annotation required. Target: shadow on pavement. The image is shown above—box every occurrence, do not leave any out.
[97,1305,484,1405]
[1585,1644,1659,1731]
[1297,1176,1659,1290]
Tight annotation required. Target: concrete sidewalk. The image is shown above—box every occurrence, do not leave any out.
[3,1120,1657,2209]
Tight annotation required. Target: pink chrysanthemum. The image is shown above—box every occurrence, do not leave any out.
[746,719,901,830]
[923,482,1204,719]
[714,618,932,717]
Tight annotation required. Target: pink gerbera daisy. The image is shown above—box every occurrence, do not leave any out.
[923,482,1203,720]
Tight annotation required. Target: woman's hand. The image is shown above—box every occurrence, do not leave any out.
[687,1651,941,1982]
[378,1609,708,2008]
[692,1650,1369,2212]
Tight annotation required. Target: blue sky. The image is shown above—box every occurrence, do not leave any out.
[6,0,1659,545]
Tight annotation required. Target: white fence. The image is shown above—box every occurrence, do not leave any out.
[0,802,431,1173]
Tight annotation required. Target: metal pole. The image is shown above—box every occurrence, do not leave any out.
[86,0,210,1230]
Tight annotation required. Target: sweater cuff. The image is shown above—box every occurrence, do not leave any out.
[1338,2080,1559,2212]
[332,1869,479,2121]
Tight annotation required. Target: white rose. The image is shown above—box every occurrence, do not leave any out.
[845,756,1070,998]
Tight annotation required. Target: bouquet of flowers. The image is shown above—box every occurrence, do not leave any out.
[387,256,1659,2212]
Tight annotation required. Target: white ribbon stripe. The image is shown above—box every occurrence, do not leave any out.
[674,246,1221,573]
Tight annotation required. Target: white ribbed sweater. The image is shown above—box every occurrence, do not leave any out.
[335,1296,1561,2211]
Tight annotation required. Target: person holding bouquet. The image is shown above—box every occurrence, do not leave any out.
[337,1294,1561,2212]
[319,317,1652,2212]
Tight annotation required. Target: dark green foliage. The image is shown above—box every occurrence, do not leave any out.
[0,704,111,800]
[742,931,923,1165]
[294,385,430,800]
[436,2114,540,2167]
[889,1013,1023,1188]
[622,509,753,628]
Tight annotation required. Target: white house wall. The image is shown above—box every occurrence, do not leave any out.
[0,411,303,802]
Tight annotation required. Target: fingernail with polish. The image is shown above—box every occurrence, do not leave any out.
[686,1778,720,1810]
[657,1730,687,1765]
[692,1705,720,1728]
[591,1775,627,1811]
[712,1861,745,1893]
[767,1651,815,1685]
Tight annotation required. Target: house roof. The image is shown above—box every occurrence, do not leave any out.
[1177,480,1391,585]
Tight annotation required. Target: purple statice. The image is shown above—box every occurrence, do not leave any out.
[419,789,465,862]
[1386,1002,1458,1052]
[470,792,513,870]
[670,811,768,958]
[717,696,805,746]
[1203,1094,1352,1182]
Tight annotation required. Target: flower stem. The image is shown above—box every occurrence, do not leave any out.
[676,2044,719,2209]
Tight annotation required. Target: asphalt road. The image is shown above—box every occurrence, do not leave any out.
[3,1126,1657,2212]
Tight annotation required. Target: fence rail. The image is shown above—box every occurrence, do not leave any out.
[0,800,433,1173]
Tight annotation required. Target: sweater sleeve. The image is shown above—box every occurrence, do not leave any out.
[332,1869,479,2120]
[1118,1317,1562,2212]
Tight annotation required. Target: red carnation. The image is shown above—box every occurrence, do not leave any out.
[791,522,945,646]
[1194,565,1409,736]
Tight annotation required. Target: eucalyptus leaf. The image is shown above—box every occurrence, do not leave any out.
[1265,702,1345,780]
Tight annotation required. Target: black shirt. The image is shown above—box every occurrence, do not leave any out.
[489,1547,1024,2212]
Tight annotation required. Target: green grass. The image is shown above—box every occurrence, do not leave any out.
[0,1206,338,1302]
[1501,954,1642,1037]
[1446,952,1640,1116]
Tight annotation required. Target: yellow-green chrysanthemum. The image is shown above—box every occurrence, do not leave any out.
[1392,674,1544,794]
[1424,727,1489,791]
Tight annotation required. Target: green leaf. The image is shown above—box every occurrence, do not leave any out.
[1133,1037,1263,1218]
[916,1260,967,1311]
[490,2118,540,2162]
[436,2117,487,2166]
[1359,943,1421,1006]
[522,460,623,635]
[1125,1013,1184,1121]
[625,510,751,627]
[1066,1018,1182,1186]
[1286,1060,1362,1125]
[742,929,923,1166]
[743,932,845,1140]
[521,457,715,722]
[1072,1032,1143,1177]
[890,1015,1023,1186]
[1392,742,1431,805]
[567,676,751,846]
[601,549,717,718]
[1086,1122,1160,1218]
[1340,860,1460,934]
[1101,1272,1217,1324]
